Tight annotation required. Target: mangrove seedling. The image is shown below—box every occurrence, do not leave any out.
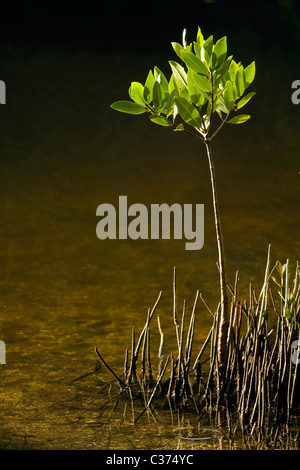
[110,27,255,368]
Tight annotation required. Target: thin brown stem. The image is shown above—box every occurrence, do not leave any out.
[204,138,229,366]
[210,112,231,141]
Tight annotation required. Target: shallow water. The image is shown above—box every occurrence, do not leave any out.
[0,46,299,450]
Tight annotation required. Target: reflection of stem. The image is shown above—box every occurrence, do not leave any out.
[95,347,127,389]
[204,139,229,366]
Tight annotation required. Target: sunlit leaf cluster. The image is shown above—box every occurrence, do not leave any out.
[111,27,256,140]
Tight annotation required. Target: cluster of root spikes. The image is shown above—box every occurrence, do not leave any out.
[95,247,300,436]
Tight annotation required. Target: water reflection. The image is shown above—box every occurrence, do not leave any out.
[0,46,299,449]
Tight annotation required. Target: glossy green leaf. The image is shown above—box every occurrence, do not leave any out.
[187,74,208,108]
[227,114,251,124]
[168,74,180,95]
[216,108,223,120]
[171,42,185,60]
[200,35,213,66]
[234,66,246,98]
[129,82,145,104]
[154,66,169,91]
[161,91,171,113]
[169,61,188,90]
[178,88,191,102]
[181,51,209,76]
[110,101,146,114]
[229,60,239,81]
[186,43,193,53]
[193,41,201,58]
[187,69,201,105]
[216,98,229,114]
[174,122,185,131]
[203,35,214,56]
[245,61,256,88]
[153,81,163,110]
[236,91,256,109]
[212,88,223,110]
[212,36,227,68]
[190,69,211,94]
[223,82,235,112]
[188,72,210,104]
[196,26,204,46]
[149,115,172,126]
[187,69,209,107]
[174,96,202,127]
[165,89,177,117]
[144,70,155,102]
[215,55,232,83]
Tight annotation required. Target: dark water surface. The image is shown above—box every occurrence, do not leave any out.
[0,46,299,449]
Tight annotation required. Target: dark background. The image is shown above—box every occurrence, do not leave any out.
[0,0,299,279]
[0,0,300,55]
[0,0,299,451]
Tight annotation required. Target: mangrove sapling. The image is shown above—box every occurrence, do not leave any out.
[110,26,256,368]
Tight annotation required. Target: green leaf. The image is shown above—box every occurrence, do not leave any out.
[187,69,200,105]
[110,101,146,114]
[154,66,169,91]
[188,69,210,103]
[169,61,188,90]
[187,69,209,106]
[234,66,246,98]
[215,55,232,83]
[174,96,202,127]
[216,98,229,114]
[227,114,251,124]
[144,70,155,103]
[174,123,185,131]
[168,74,180,95]
[236,92,256,109]
[196,26,204,46]
[181,51,209,76]
[245,61,256,88]
[223,81,235,112]
[229,60,239,81]
[193,41,201,58]
[149,115,172,126]
[212,36,227,68]
[171,42,185,60]
[153,81,164,110]
[165,89,176,117]
[129,82,145,104]
[189,69,211,94]
[203,35,213,56]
